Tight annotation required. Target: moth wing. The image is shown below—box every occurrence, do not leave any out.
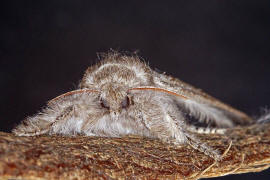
[151,72,253,127]
[12,89,101,136]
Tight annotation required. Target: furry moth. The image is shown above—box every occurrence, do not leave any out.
[12,52,254,160]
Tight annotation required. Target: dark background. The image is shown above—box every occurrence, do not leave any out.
[1,1,270,179]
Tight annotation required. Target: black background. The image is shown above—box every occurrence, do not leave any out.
[1,1,270,179]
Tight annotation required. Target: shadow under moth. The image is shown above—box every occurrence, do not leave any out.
[13,52,256,160]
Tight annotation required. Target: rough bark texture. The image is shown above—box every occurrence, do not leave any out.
[0,124,270,179]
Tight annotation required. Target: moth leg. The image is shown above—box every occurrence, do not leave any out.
[80,113,109,136]
[184,133,222,160]
[140,103,187,144]
[164,112,222,160]
[141,106,221,160]
[49,105,83,135]
[12,105,74,136]
[167,113,222,161]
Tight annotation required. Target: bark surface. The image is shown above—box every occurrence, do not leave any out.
[0,124,270,179]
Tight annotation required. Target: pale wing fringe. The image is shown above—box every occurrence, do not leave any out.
[181,99,234,127]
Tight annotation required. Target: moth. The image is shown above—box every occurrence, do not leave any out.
[12,52,254,160]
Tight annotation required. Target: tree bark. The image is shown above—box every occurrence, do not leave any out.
[0,123,270,179]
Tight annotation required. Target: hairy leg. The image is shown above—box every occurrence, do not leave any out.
[12,106,74,136]
[140,98,222,160]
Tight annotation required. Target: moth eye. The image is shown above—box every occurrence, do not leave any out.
[121,96,130,108]
[100,98,110,109]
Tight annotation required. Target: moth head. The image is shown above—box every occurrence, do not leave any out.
[99,83,132,117]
